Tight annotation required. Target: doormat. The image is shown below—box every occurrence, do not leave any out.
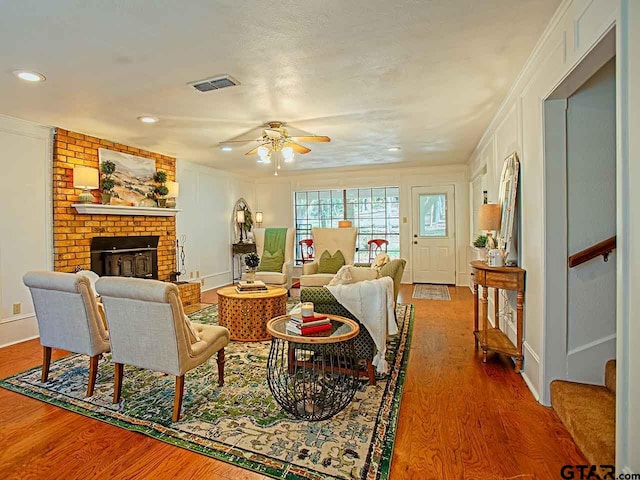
[412,284,451,301]
[1,303,414,480]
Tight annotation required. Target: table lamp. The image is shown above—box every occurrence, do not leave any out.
[236,209,246,243]
[73,166,99,204]
[478,203,501,250]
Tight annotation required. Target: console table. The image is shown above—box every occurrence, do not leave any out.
[470,260,526,372]
[231,242,257,281]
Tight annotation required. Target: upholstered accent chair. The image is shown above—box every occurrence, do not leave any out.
[23,271,110,397]
[243,227,295,291]
[300,227,358,287]
[95,277,230,422]
[300,258,406,385]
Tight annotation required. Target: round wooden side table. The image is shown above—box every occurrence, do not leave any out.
[266,314,360,421]
[217,286,287,341]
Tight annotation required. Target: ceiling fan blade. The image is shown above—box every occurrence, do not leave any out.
[221,139,262,144]
[245,143,269,155]
[263,129,283,139]
[285,142,311,154]
[290,135,331,143]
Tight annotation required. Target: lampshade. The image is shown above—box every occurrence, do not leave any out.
[255,211,263,223]
[73,166,99,189]
[338,220,353,228]
[165,180,179,198]
[478,203,501,231]
[236,209,245,223]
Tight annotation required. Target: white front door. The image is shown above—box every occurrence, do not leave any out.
[412,185,456,284]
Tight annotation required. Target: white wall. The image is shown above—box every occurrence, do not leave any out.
[468,0,640,471]
[566,59,616,384]
[255,164,470,286]
[0,115,52,347]
[467,0,620,402]
[176,161,254,291]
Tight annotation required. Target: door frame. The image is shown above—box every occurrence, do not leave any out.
[410,184,457,284]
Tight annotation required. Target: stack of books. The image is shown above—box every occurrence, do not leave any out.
[286,313,332,335]
[236,280,268,294]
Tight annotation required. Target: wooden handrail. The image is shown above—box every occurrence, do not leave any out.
[568,236,616,268]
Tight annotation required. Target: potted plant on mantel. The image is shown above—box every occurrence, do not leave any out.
[153,170,169,207]
[100,160,118,205]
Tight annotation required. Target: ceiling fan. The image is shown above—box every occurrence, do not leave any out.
[222,121,331,158]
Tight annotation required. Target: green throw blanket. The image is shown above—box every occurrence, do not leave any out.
[257,228,287,272]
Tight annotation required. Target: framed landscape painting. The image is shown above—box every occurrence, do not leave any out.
[98,149,156,205]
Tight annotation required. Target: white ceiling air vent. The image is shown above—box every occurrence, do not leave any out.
[189,75,240,92]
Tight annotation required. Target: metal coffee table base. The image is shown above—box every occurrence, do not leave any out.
[267,338,359,421]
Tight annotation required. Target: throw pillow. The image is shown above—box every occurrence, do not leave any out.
[328,265,354,286]
[371,252,391,270]
[328,265,379,286]
[318,249,346,274]
[257,249,285,272]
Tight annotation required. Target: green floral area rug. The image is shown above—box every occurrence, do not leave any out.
[1,302,414,480]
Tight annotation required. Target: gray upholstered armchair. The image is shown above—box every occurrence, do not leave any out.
[23,271,110,397]
[300,258,406,385]
[96,277,230,422]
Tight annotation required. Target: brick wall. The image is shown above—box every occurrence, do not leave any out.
[53,128,177,280]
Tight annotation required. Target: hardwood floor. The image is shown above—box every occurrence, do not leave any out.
[0,284,585,479]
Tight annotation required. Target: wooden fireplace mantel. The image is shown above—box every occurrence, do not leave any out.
[72,204,181,217]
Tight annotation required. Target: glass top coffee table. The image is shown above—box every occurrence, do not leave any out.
[266,314,360,421]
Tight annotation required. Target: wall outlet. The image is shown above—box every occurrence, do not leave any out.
[13,303,21,315]
[402,216,408,224]
[196,270,200,278]
[189,271,194,278]
[201,279,204,286]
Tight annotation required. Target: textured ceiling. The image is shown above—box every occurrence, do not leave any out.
[0,0,560,176]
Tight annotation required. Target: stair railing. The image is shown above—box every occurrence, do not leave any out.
[568,236,616,268]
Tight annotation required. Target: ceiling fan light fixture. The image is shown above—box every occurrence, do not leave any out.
[221,145,233,152]
[282,146,295,163]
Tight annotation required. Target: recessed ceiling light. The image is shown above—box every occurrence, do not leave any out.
[137,116,158,124]
[13,70,46,82]
[221,146,233,152]
[387,147,401,152]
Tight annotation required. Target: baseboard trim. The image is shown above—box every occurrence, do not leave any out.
[1,334,40,349]
[521,370,540,402]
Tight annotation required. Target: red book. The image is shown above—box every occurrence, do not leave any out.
[298,323,333,335]
[292,314,328,323]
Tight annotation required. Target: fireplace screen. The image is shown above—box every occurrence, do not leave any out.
[90,236,159,280]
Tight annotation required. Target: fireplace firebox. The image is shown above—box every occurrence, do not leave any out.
[90,236,159,279]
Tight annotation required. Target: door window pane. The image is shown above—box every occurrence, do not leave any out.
[419,193,447,237]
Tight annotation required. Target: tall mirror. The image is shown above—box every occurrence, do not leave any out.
[496,152,520,255]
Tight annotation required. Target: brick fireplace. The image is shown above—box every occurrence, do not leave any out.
[52,128,177,281]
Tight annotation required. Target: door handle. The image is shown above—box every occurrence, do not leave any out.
[413,241,418,244]
[413,234,417,238]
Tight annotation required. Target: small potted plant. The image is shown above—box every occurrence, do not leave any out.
[244,252,260,283]
[153,170,169,207]
[473,234,488,261]
[100,160,118,205]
